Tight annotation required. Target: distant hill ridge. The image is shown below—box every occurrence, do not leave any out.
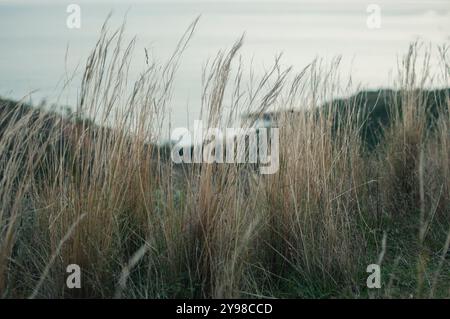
[245,88,450,149]
[2,88,450,149]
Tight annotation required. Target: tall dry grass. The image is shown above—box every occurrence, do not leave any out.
[0,20,449,298]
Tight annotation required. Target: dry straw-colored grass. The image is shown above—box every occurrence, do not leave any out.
[0,20,449,298]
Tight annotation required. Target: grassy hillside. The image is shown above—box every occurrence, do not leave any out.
[246,88,450,150]
[328,88,450,149]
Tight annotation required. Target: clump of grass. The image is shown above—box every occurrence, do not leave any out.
[0,19,449,298]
